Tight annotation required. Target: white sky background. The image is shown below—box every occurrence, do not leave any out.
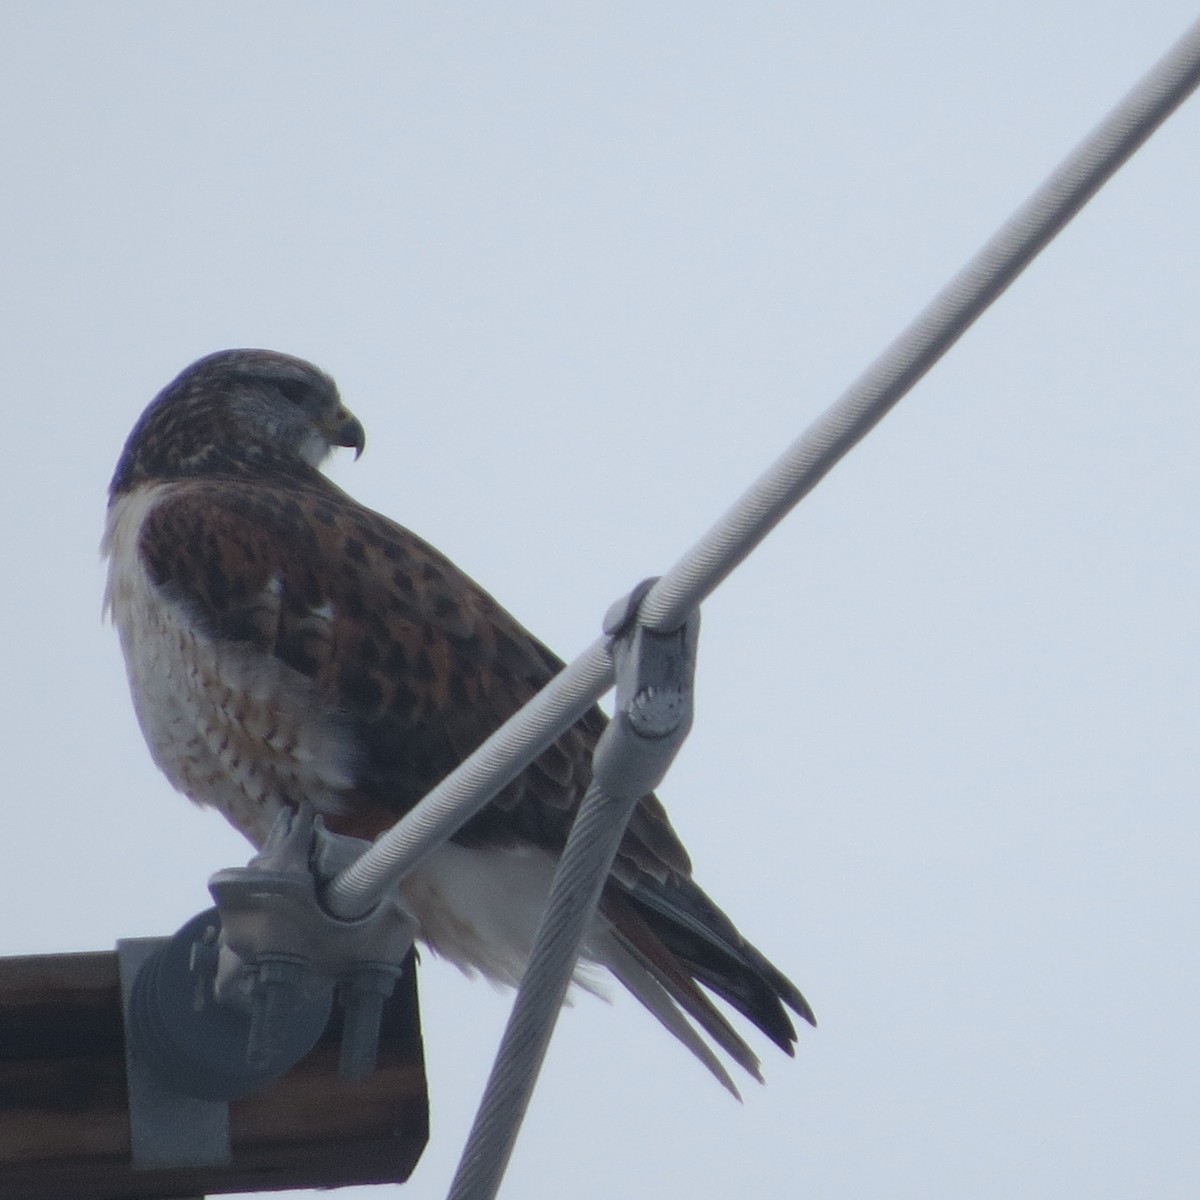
[2,4,1198,1198]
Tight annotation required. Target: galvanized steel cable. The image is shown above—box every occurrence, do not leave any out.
[325,16,1200,929]
[445,784,639,1200]
[439,20,1200,1200]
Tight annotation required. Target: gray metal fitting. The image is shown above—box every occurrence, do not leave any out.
[206,804,415,1080]
[117,807,417,1172]
[593,579,699,800]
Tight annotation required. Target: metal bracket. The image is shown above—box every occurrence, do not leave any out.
[117,930,233,1170]
[207,805,416,1080]
[118,806,417,1171]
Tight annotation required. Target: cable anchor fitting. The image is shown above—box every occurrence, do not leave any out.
[594,577,699,800]
[205,804,416,1083]
[122,804,416,1120]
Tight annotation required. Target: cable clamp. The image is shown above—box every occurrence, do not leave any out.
[206,804,416,1082]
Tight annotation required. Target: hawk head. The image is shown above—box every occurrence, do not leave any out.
[109,349,365,498]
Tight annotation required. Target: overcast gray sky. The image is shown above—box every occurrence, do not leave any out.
[2,4,1198,1198]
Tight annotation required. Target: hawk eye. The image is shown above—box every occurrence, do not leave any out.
[274,379,315,408]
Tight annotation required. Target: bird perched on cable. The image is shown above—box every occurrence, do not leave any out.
[103,349,814,1094]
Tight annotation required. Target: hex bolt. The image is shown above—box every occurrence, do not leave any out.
[247,955,307,1071]
[338,966,400,1079]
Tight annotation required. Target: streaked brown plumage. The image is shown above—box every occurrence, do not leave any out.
[104,348,813,1093]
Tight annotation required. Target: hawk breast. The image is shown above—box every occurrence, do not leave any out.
[102,483,358,845]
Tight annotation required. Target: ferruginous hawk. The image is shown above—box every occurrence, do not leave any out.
[103,349,814,1093]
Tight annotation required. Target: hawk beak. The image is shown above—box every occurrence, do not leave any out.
[330,411,366,459]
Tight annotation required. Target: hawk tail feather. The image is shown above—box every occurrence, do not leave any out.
[599,933,743,1098]
[600,880,813,1083]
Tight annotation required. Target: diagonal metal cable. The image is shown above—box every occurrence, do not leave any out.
[445,783,640,1200]
[324,14,1200,924]
[436,21,1200,1200]
[448,608,699,1200]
